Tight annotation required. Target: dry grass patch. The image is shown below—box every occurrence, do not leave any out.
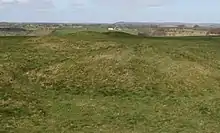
[26,49,136,90]
[25,36,85,51]
[0,64,15,88]
[158,58,219,90]
[91,41,120,50]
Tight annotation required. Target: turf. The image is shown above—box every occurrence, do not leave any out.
[1,32,220,133]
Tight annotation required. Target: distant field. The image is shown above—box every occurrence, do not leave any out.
[0,26,213,37]
[1,32,220,133]
[52,27,139,36]
[0,28,53,36]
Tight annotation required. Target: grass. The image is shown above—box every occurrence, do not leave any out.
[53,27,108,35]
[1,32,220,133]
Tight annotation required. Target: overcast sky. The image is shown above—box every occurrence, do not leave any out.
[0,0,219,23]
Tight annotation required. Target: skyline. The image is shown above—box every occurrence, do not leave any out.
[0,0,220,23]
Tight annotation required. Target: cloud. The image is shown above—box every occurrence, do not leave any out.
[0,0,29,3]
[0,0,171,11]
[0,0,54,11]
[0,0,90,11]
[58,0,172,10]
[0,0,172,18]
[93,0,172,8]
[51,0,87,10]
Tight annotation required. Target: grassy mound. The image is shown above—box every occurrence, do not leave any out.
[1,33,220,133]
[102,31,140,38]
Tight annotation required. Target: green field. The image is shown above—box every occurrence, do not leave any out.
[52,26,139,36]
[1,32,220,133]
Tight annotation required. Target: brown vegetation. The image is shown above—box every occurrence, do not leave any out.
[207,28,220,36]
[152,28,166,36]
[0,27,26,32]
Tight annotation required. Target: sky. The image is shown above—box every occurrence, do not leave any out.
[0,0,219,23]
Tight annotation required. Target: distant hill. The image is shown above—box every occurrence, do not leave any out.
[114,21,220,28]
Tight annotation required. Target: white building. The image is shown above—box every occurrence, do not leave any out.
[108,28,114,31]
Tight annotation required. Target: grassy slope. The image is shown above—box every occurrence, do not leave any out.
[1,32,220,133]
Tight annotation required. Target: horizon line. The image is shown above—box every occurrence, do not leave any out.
[0,21,220,24]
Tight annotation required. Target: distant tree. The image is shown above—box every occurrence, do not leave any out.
[207,28,220,36]
[150,25,158,28]
[193,25,200,29]
[152,28,166,37]
[177,25,185,29]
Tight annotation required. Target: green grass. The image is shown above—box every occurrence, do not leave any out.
[53,27,108,35]
[1,32,220,133]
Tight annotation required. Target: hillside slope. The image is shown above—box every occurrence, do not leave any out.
[1,33,220,133]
